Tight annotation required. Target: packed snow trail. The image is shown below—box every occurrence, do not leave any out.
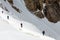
[0,7,43,37]
[0,7,41,33]
[0,7,56,40]
[0,17,55,40]
[0,0,60,40]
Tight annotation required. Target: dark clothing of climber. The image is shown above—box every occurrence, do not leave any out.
[21,23,23,28]
[7,16,9,19]
[42,31,45,35]
[2,11,3,13]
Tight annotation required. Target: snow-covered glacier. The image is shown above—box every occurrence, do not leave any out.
[0,0,60,40]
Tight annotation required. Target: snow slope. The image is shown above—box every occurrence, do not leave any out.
[0,0,60,40]
[0,7,55,40]
[0,7,41,33]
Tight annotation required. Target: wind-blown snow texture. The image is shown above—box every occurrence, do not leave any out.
[0,7,55,40]
[0,0,60,40]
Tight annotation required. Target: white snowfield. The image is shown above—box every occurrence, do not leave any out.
[0,18,55,40]
[0,6,55,40]
[0,0,60,40]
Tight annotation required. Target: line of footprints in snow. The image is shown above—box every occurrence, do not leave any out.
[1,9,45,36]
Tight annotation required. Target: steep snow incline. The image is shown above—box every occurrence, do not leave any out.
[0,7,41,34]
[0,0,59,40]
[13,0,60,39]
[0,7,55,40]
[0,17,55,40]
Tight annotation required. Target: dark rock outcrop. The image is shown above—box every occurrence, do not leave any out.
[7,0,13,5]
[44,0,60,23]
[24,0,43,12]
[7,0,20,13]
[12,5,20,13]
[24,0,44,18]
[46,0,56,4]
[34,10,44,18]
[24,0,37,12]
[24,0,60,23]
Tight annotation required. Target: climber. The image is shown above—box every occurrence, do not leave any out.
[2,11,3,13]
[21,23,23,28]
[7,16,9,19]
[42,30,45,36]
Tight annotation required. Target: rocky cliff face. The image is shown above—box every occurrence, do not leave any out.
[7,0,20,13]
[24,0,37,12]
[45,0,60,23]
[24,0,44,18]
[24,0,60,23]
